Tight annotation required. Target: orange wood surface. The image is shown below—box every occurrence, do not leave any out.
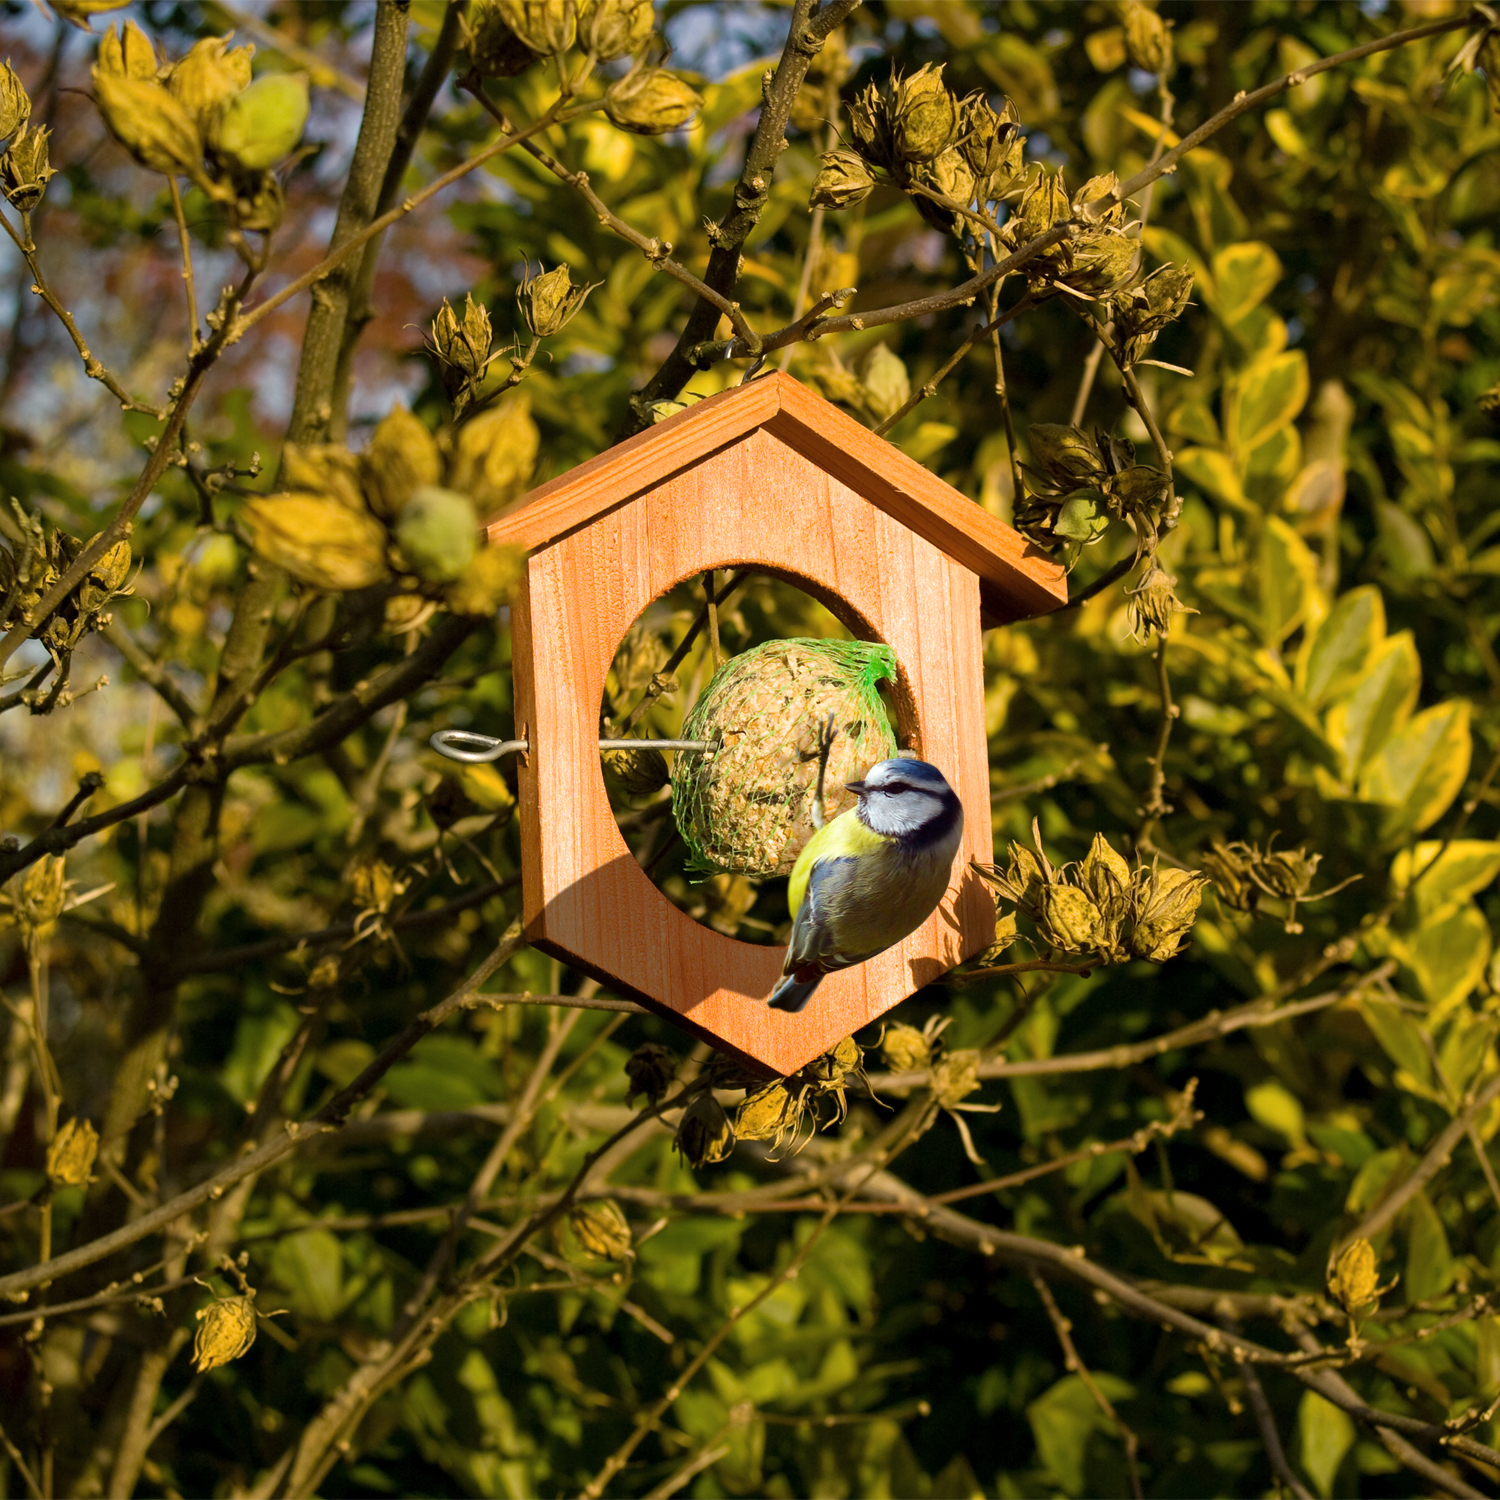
[488,370,1067,627]
[512,421,998,1077]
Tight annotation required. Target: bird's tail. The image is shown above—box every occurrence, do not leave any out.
[768,970,823,1013]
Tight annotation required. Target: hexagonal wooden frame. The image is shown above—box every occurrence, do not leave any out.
[486,371,1067,1077]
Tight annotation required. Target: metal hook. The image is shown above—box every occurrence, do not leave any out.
[430,730,716,764]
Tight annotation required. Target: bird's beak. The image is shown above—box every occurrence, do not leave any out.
[844,780,867,796]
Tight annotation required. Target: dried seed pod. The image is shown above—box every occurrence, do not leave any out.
[18,854,67,938]
[46,1118,98,1188]
[577,0,653,62]
[282,442,365,513]
[444,544,525,618]
[93,73,202,177]
[601,739,671,800]
[604,68,703,135]
[1028,424,1105,490]
[497,0,577,56]
[0,60,32,142]
[193,1295,257,1372]
[675,1092,734,1167]
[1126,562,1191,639]
[1130,863,1206,962]
[517,262,598,338]
[77,537,133,612]
[1200,841,1256,911]
[1007,167,1070,256]
[672,638,898,878]
[243,494,391,592]
[570,1199,633,1259]
[395,487,478,584]
[347,856,399,914]
[1060,229,1137,297]
[96,21,158,82]
[735,1083,798,1148]
[810,148,875,210]
[429,294,494,411]
[624,1042,676,1105]
[449,391,540,514]
[1328,1238,1378,1315]
[168,35,253,129]
[890,64,959,164]
[1038,882,1106,953]
[1122,1,1173,75]
[361,405,442,522]
[208,72,308,172]
[932,1048,981,1109]
[846,80,895,172]
[880,1022,932,1073]
[2,123,54,212]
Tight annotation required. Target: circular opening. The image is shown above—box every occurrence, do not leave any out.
[598,570,913,946]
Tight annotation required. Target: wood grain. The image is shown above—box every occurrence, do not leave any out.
[512,419,999,1078]
[486,370,1068,627]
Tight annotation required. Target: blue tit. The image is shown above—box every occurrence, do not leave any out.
[768,757,964,1014]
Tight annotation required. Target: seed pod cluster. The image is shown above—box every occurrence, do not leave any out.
[0,505,136,701]
[1200,837,1337,933]
[834,64,1027,235]
[1014,421,1172,557]
[241,401,529,619]
[89,22,308,234]
[976,823,1206,965]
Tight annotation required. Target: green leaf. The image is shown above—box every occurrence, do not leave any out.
[1325,632,1420,781]
[1212,242,1282,324]
[1438,1009,1496,1098]
[1298,1390,1355,1498]
[1358,698,1472,835]
[1245,1079,1306,1147]
[1176,446,1248,509]
[1360,998,1433,1089]
[1028,1373,1134,1496]
[1392,839,1495,921]
[383,1034,506,1111]
[222,1002,300,1105]
[1410,900,1492,1016]
[1296,585,1386,709]
[1231,350,1309,452]
[901,421,959,464]
[272,1228,345,1321]
[1404,1190,1454,1303]
[1259,516,1324,646]
[1376,500,1436,579]
[1345,1146,1411,1215]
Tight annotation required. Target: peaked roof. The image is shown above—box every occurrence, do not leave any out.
[484,369,1068,625]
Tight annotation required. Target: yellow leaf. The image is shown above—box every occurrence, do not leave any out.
[1324,632,1420,781]
[1296,585,1385,708]
[457,762,516,813]
[1259,517,1324,646]
[1358,698,1471,835]
[1410,900,1491,1017]
[1230,350,1309,452]
[1212,241,1282,324]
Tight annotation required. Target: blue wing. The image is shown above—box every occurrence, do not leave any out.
[783,856,859,976]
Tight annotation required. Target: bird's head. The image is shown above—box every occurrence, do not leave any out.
[846,758,961,842]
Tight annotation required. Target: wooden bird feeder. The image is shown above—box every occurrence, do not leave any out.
[484,370,1067,1077]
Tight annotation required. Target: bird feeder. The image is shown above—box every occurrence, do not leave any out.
[481,370,1066,1077]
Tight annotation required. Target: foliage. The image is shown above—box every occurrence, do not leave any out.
[0,1,1498,1496]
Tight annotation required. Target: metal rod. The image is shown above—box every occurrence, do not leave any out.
[429,730,715,765]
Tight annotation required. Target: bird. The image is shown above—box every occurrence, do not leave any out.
[768,721,963,1014]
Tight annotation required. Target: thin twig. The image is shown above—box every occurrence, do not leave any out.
[167,176,199,355]
[0,208,162,416]
[1031,1273,1143,1500]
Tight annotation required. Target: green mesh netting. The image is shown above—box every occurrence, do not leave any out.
[672,637,899,879]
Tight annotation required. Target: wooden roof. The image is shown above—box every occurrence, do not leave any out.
[484,369,1068,625]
